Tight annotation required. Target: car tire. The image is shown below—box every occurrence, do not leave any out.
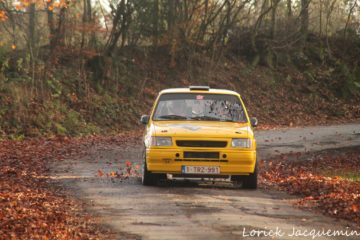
[242,162,258,190]
[231,161,258,190]
[231,175,242,188]
[141,152,167,186]
[142,158,157,186]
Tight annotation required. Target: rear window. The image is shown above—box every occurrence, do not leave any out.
[152,93,247,122]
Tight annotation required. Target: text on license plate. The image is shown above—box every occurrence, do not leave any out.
[182,166,220,174]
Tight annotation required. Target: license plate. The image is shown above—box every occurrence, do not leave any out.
[182,166,220,174]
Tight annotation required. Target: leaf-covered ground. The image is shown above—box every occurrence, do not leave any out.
[0,134,141,239]
[260,147,360,228]
[1,132,359,238]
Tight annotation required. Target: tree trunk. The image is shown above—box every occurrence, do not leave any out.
[299,0,311,49]
[81,0,94,49]
[325,0,337,56]
[270,0,280,39]
[167,0,177,67]
[287,0,292,18]
[104,0,125,56]
[56,7,66,47]
[251,0,273,66]
[167,0,176,40]
[120,1,132,48]
[343,0,357,39]
[153,0,159,47]
[319,0,323,37]
[28,3,36,52]
[47,1,56,49]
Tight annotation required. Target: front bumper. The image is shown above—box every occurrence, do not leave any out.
[146,148,256,175]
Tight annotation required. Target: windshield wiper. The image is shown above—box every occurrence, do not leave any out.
[190,116,222,121]
[156,114,188,120]
[220,119,236,122]
[190,116,239,122]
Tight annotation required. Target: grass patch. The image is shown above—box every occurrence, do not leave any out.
[323,171,360,182]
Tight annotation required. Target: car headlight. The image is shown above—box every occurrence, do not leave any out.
[151,137,172,146]
[232,138,251,148]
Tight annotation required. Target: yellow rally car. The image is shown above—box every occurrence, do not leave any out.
[140,86,258,189]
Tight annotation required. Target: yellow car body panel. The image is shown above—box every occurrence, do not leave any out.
[143,88,257,176]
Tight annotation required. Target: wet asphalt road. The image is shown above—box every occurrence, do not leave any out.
[51,124,360,239]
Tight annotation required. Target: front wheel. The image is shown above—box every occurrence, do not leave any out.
[141,154,166,186]
[231,162,258,190]
[242,163,258,189]
[141,159,158,186]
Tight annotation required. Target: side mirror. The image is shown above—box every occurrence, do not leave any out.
[140,115,150,125]
[250,117,258,127]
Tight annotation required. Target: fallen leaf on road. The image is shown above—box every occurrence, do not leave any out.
[97,169,104,177]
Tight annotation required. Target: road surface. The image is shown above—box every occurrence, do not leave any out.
[51,124,360,239]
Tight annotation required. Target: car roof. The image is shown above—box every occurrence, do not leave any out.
[159,88,240,96]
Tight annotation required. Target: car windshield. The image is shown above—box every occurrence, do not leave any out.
[153,93,247,122]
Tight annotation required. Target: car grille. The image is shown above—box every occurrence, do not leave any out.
[176,140,227,148]
[175,159,228,162]
[183,152,219,159]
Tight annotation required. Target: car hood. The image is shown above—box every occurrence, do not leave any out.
[151,121,251,139]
